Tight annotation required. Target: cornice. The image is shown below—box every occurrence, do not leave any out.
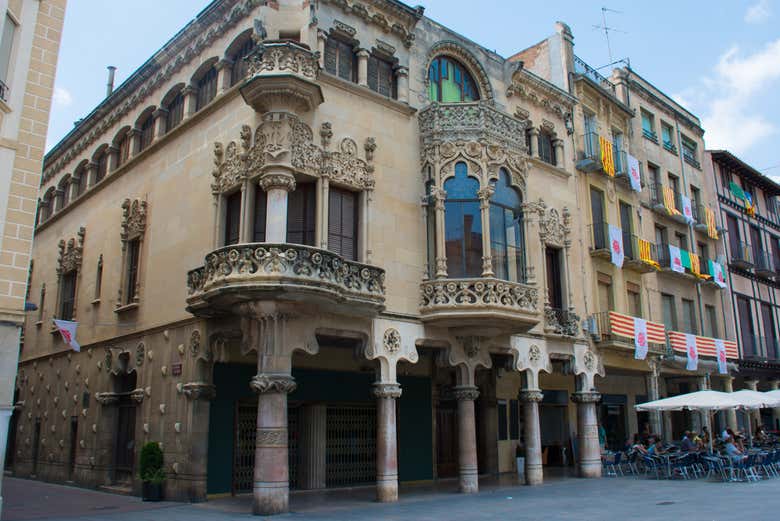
[628,78,703,136]
[507,68,576,120]
[320,0,423,48]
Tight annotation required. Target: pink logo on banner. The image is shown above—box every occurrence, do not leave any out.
[718,350,726,363]
[674,257,682,269]
[612,240,621,254]
[637,332,646,347]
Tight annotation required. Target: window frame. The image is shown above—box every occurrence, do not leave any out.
[324,35,356,83]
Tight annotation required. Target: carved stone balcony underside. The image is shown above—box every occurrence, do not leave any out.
[186,243,385,317]
[418,101,528,151]
[419,277,540,333]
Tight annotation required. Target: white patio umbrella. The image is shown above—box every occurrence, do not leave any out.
[729,390,780,447]
[765,389,780,400]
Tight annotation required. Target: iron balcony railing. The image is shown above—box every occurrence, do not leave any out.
[573,55,617,96]
[642,128,658,143]
[0,80,7,103]
[754,249,775,277]
[589,221,609,251]
[663,139,677,155]
[683,148,701,169]
[649,182,682,214]
[730,241,753,267]
[613,149,628,177]
[580,131,600,161]
[621,230,636,260]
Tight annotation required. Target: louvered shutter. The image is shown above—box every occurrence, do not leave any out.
[328,188,358,260]
[328,188,342,254]
[286,184,315,245]
[224,191,241,245]
[253,189,267,242]
[324,37,338,76]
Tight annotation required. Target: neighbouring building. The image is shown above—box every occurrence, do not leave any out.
[0,0,66,514]
[706,149,780,430]
[7,0,761,517]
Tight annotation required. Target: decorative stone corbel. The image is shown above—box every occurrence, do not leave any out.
[366,318,422,384]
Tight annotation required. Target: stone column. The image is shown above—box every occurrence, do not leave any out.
[298,404,326,490]
[128,127,142,157]
[395,66,409,104]
[723,376,738,430]
[241,181,257,243]
[107,144,120,173]
[477,375,498,476]
[216,58,233,94]
[571,391,601,478]
[183,382,216,501]
[316,30,327,69]
[433,187,447,278]
[249,373,297,516]
[86,161,99,187]
[519,390,544,485]
[359,189,372,263]
[771,380,780,431]
[528,127,539,158]
[453,386,479,493]
[259,169,296,243]
[374,383,401,502]
[645,362,662,436]
[356,49,370,87]
[552,138,564,167]
[319,175,330,249]
[182,85,198,120]
[478,186,494,277]
[152,108,168,142]
[744,379,761,428]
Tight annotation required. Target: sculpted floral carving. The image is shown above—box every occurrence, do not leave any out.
[420,278,538,314]
[189,330,201,357]
[186,243,385,308]
[57,227,85,275]
[536,200,571,247]
[244,42,318,81]
[383,328,401,353]
[250,374,297,395]
[544,306,580,337]
[419,102,527,152]
[321,0,423,48]
[324,137,375,190]
[120,199,147,241]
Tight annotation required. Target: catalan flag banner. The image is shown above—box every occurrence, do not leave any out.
[662,186,680,216]
[690,252,700,276]
[638,239,660,269]
[705,207,719,240]
[627,153,642,192]
[599,136,615,177]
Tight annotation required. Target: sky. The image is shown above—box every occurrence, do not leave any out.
[47,0,780,179]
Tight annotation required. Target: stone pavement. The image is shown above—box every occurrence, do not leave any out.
[3,473,780,521]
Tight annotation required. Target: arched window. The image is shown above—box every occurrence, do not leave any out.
[56,176,70,210]
[195,63,218,111]
[428,56,480,103]
[229,35,255,87]
[163,86,185,132]
[72,162,86,196]
[115,128,132,168]
[444,162,482,277]
[489,169,525,282]
[138,110,155,153]
[93,148,108,184]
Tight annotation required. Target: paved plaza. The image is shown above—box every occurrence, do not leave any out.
[3,473,779,521]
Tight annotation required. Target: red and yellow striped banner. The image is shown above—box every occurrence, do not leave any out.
[668,331,738,359]
[662,186,680,216]
[638,239,660,269]
[705,207,719,240]
[599,136,615,177]
[608,311,666,344]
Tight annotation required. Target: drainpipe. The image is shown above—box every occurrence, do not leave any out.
[106,66,117,97]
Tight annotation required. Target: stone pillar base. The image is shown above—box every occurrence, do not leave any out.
[454,386,480,494]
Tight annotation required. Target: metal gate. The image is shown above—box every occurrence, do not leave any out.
[233,403,299,494]
[326,404,375,487]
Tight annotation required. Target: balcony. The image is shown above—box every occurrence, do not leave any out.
[186,243,385,317]
[662,140,677,155]
[649,182,687,223]
[754,250,775,278]
[730,241,753,270]
[623,234,659,274]
[683,149,701,169]
[691,204,709,233]
[544,306,581,337]
[592,311,668,355]
[573,55,617,98]
[642,128,658,144]
[588,221,610,259]
[657,243,695,280]
[668,331,738,360]
[418,101,527,151]
[419,276,540,334]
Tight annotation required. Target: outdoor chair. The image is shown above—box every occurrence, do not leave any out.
[602,451,623,477]
[642,455,662,479]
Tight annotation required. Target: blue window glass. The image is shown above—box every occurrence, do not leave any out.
[444,162,482,277]
[489,169,525,281]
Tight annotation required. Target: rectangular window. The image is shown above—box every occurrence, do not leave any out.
[705,305,718,338]
[772,236,780,273]
[367,54,395,98]
[761,303,778,359]
[619,201,633,258]
[0,13,17,85]
[286,183,316,246]
[661,122,675,151]
[509,399,519,440]
[726,213,740,256]
[681,135,698,166]
[720,164,731,191]
[662,293,677,331]
[737,296,756,357]
[497,400,508,441]
[675,232,687,250]
[224,191,241,246]
[125,239,140,305]
[328,188,358,260]
[698,241,709,263]
[690,186,701,218]
[538,132,556,165]
[648,163,661,202]
[253,189,267,242]
[750,225,762,262]
[546,248,563,309]
[94,256,103,300]
[597,272,613,312]
[324,37,355,82]
[682,298,696,334]
[59,271,77,320]
[626,282,641,317]
[640,110,655,140]
[590,187,606,249]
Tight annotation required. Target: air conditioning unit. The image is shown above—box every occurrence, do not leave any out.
[585,315,601,341]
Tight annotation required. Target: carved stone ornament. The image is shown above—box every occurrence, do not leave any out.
[544,306,581,337]
[518,390,544,402]
[506,67,574,120]
[129,388,145,404]
[94,392,119,406]
[135,343,145,367]
[120,199,147,241]
[419,102,528,153]
[189,330,201,357]
[383,328,401,353]
[56,227,86,275]
[536,200,571,247]
[182,382,217,401]
[321,0,423,48]
[250,374,297,395]
[373,382,402,399]
[528,344,542,364]
[323,137,375,190]
[583,350,596,371]
[244,41,318,81]
[571,391,602,404]
[452,385,480,401]
[421,278,538,314]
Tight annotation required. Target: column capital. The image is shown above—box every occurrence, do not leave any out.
[394,65,409,78]
[317,29,328,42]
[528,127,540,136]
[373,382,402,399]
[152,107,169,119]
[258,170,296,192]
[216,58,234,70]
[356,48,370,58]
[452,385,480,401]
[571,391,601,404]
[477,185,494,202]
[250,374,297,395]
[182,84,198,96]
[519,390,544,403]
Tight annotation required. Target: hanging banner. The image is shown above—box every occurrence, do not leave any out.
[53,319,81,352]
[681,195,694,224]
[638,238,660,269]
[715,338,728,375]
[608,224,624,268]
[599,136,615,176]
[633,317,648,360]
[668,244,684,273]
[663,186,681,216]
[685,333,698,371]
[705,207,719,240]
[709,260,727,288]
[627,154,642,192]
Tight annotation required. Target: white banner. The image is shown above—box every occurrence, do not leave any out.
[668,244,684,273]
[53,319,81,352]
[685,333,698,371]
[608,224,624,268]
[681,195,694,224]
[627,154,642,192]
[715,338,727,375]
[712,261,727,288]
[633,317,648,360]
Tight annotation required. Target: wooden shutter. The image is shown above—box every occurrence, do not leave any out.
[328,188,358,260]
[324,37,338,76]
[224,191,241,245]
[126,240,140,304]
[253,189,267,242]
[337,41,353,81]
[286,184,315,245]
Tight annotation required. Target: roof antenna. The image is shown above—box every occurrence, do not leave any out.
[592,7,626,64]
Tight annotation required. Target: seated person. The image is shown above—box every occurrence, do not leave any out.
[724,436,746,463]
[647,438,666,456]
[680,431,694,452]
[631,433,649,455]
[755,425,768,444]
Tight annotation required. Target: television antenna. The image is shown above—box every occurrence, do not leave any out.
[593,7,626,64]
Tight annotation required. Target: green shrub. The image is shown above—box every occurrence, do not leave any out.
[139,442,164,483]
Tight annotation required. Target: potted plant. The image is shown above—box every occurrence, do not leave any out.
[140,441,165,501]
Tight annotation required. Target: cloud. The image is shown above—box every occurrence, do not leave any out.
[52,86,73,107]
[745,0,771,24]
[682,39,780,154]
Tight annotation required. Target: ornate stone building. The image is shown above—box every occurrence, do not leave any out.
[7,0,754,517]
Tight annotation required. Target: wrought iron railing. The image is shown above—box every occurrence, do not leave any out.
[545,306,580,337]
[683,148,700,169]
[0,80,7,102]
[580,131,600,161]
[589,221,609,251]
[730,241,753,267]
[754,249,774,276]
[662,140,677,155]
[642,128,658,143]
[573,55,617,96]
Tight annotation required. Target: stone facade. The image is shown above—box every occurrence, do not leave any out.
[9,0,775,517]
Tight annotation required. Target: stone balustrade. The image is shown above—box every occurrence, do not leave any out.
[418,101,529,151]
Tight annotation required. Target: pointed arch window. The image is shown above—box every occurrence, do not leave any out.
[428,56,480,103]
[444,162,482,277]
[489,169,525,282]
[230,37,256,87]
